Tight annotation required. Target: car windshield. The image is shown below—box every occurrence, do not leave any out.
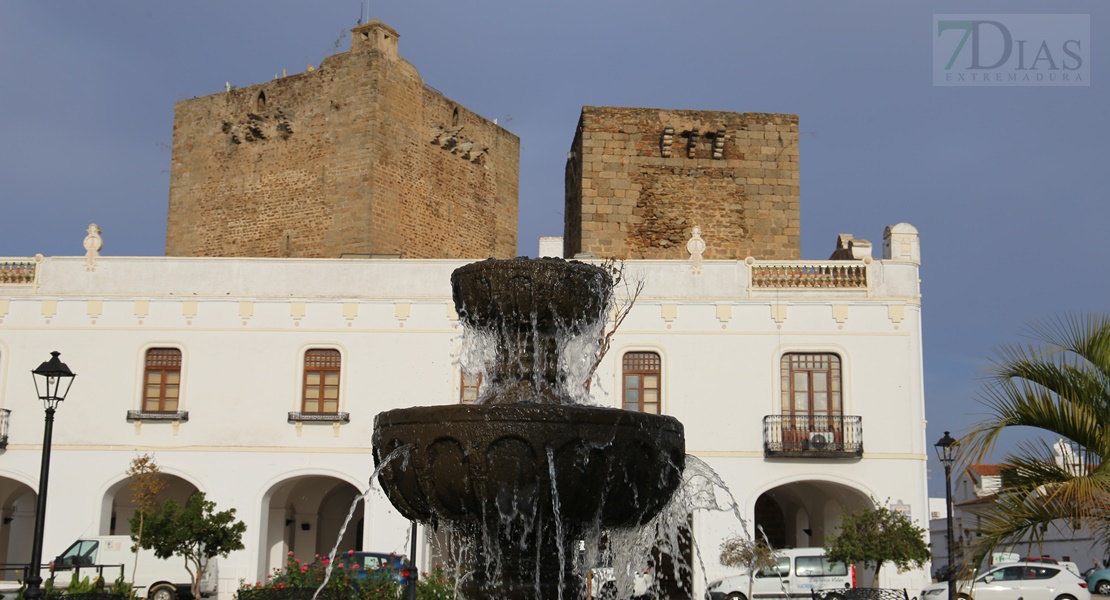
[57,540,98,567]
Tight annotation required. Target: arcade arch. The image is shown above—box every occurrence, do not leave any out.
[100,473,200,536]
[259,475,363,574]
[753,480,870,548]
[0,477,38,565]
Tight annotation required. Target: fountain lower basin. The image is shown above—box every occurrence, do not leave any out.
[373,403,684,599]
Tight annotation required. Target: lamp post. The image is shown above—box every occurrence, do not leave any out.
[25,352,76,600]
[934,431,958,600]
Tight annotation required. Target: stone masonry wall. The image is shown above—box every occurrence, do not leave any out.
[564,106,799,260]
[166,21,519,259]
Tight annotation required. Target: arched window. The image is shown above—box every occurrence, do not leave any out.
[622,351,661,414]
[460,371,482,404]
[303,349,341,413]
[144,348,182,413]
[256,91,267,112]
[451,107,460,127]
[779,353,842,451]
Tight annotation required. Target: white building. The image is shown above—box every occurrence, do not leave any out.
[0,224,930,598]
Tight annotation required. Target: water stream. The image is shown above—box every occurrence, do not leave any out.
[311,444,411,600]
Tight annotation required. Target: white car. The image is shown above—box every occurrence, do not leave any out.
[588,565,652,600]
[706,548,853,600]
[921,562,1091,600]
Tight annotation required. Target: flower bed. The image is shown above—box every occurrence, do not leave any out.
[237,552,455,600]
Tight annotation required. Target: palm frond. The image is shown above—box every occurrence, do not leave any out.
[957,313,1110,564]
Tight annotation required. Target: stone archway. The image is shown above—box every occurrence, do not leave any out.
[0,477,38,565]
[259,476,363,574]
[754,480,870,548]
[100,473,200,536]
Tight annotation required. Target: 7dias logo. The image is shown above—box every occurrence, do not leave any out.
[933,14,1089,86]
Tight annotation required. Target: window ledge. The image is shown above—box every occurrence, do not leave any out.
[288,412,350,424]
[127,410,189,422]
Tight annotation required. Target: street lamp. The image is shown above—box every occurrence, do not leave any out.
[934,431,958,600]
[25,352,76,600]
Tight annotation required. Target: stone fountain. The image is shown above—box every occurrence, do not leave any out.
[372,258,686,600]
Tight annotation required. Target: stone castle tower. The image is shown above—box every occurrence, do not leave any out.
[563,107,800,260]
[166,20,519,259]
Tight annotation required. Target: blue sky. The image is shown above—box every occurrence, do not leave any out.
[1,1,1106,497]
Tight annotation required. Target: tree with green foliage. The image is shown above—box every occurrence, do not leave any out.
[127,454,168,588]
[719,533,779,600]
[131,492,246,599]
[824,500,931,587]
[959,313,1110,567]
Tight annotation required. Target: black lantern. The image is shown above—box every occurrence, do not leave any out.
[31,351,76,409]
[24,351,76,600]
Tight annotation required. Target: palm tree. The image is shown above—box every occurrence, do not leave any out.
[959,313,1110,565]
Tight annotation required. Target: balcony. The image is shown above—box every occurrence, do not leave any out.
[288,411,350,424]
[750,262,868,289]
[0,408,9,448]
[126,410,189,422]
[0,259,37,285]
[762,414,863,458]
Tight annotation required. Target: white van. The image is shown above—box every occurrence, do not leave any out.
[706,548,854,600]
[51,535,217,600]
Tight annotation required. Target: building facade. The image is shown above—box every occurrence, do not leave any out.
[0,223,929,598]
[0,18,934,600]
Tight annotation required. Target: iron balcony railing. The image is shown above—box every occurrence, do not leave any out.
[763,414,863,458]
[0,408,9,448]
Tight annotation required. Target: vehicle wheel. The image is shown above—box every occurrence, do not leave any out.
[149,584,176,600]
[1097,581,1110,596]
[1054,595,1077,600]
[824,594,845,600]
[726,593,748,600]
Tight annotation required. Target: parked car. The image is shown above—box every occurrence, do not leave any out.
[347,552,410,585]
[587,563,652,599]
[1084,568,1110,595]
[705,548,853,600]
[921,561,1090,600]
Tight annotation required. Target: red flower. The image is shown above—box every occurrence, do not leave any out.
[347,549,355,556]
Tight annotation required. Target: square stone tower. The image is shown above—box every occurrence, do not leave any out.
[564,107,799,260]
[166,20,519,259]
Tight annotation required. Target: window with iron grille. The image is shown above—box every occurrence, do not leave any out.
[303,349,341,414]
[780,353,841,421]
[622,351,661,414]
[144,348,182,413]
[460,371,482,404]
